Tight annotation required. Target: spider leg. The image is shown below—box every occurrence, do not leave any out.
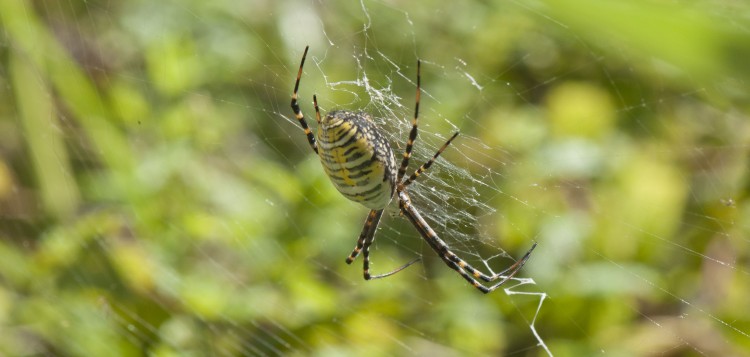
[313,94,322,124]
[345,209,382,264]
[346,209,420,280]
[482,242,537,282]
[396,60,422,182]
[290,45,318,154]
[402,131,459,188]
[398,190,536,294]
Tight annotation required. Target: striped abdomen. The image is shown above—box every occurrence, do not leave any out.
[317,110,397,210]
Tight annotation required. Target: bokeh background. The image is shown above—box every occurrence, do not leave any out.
[1,0,750,355]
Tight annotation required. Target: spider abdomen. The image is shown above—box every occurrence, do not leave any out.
[317,110,397,210]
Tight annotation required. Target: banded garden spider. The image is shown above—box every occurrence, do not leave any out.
[290,46,537,293]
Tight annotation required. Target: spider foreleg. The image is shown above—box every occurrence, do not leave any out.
[346,210,382,264]
[345,209,420,280]
[397,190,535,293]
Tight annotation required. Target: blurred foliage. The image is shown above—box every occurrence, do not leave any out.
[1,0,750,355]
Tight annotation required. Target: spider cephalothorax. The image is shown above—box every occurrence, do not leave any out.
[289,46,536,293]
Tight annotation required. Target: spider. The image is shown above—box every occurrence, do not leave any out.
[290,46,537,293]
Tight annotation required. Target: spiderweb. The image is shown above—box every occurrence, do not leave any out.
[1,0,749,355]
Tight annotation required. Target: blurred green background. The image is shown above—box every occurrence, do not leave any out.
[1,0,750,355]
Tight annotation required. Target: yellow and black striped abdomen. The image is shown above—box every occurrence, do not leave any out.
[317,110,397,210]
